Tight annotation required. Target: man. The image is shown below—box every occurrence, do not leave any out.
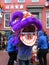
[37,31,48,65]
[7,31,18,65]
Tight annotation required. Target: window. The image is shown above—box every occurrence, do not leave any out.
[0,18,2,23]
[5,0,11,3]
[18,0,25,3]
[0,13,2,23]
[46,12,49,28]
[4,12,11,28]
[34,14,39,19]
[32,0,39,2]
[32,12,39,19]
[47,0,49,1]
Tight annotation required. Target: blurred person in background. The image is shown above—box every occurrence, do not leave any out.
[37,31,48,65]
[7,31,18,65]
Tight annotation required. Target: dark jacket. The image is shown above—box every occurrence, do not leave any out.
[17,40,32,60]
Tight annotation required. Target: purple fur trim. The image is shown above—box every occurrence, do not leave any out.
[12,17,42,31]
[12,11,23,21]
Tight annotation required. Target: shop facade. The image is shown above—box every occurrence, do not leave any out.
[0,0,49,35]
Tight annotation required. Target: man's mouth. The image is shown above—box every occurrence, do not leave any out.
[20,34,37,46]
[20,25,37,46]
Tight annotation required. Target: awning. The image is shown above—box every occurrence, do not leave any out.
[26,5,44,9]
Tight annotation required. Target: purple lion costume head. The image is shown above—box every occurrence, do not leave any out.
[9,11,42,46]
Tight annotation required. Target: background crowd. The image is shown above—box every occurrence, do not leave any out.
[0,30,49,65]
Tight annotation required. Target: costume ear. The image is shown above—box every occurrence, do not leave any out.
[9,11,23,27]
[12,11,23,21]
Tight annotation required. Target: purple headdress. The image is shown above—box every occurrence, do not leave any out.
[9,11,43,46]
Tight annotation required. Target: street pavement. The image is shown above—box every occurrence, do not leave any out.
[0,51,19,65]
[0,50,49,65]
